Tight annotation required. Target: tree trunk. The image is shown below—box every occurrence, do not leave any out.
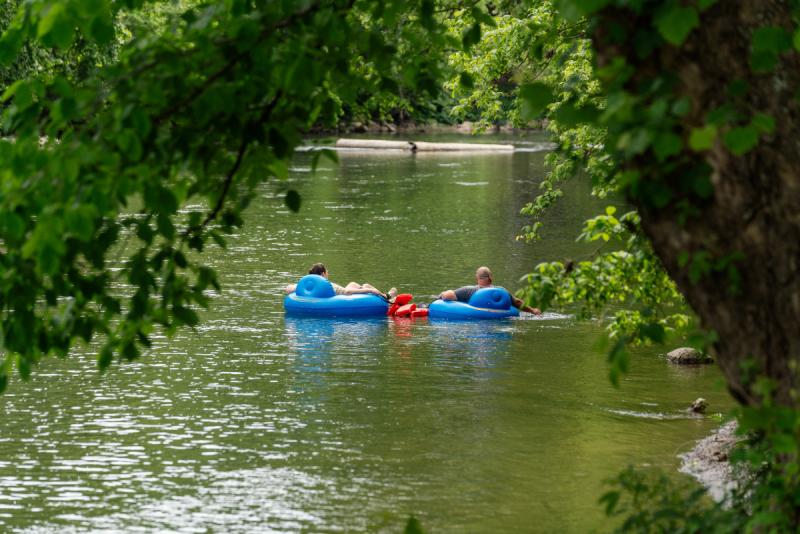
[592,1,800,406]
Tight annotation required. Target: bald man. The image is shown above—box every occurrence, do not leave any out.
[438,266,542,315]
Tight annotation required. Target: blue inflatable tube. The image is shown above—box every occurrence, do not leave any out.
[428,287,519,320]
[284,274,389,317]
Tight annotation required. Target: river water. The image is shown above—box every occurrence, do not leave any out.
[0,134,732,532]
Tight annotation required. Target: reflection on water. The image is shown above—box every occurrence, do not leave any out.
[0,135,733,533]
[286,317,389,358]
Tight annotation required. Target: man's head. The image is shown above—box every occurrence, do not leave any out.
[476,266,493,287]
[309,263,328,277]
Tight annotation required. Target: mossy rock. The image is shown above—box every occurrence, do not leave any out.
[667,347,714,364]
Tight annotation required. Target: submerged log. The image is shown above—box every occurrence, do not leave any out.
[335,138,515,152]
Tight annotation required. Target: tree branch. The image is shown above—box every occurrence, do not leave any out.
[182,91,282,238]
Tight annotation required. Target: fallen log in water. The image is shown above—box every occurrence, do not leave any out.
[335,138,515,151]
[412,141,514,152]
[335,139,414,150]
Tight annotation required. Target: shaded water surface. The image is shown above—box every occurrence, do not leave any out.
[0,134,732,532]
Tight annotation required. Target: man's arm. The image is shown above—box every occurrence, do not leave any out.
[439,290,457,301]
[512,295,541,315]
[285,283,297,294]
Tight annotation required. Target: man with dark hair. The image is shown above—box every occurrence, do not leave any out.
[286,263,397,300]
[439,266,541,315]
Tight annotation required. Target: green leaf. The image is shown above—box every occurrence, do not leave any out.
[17,354,31,380]
[723,126,759,156]
[607,338,628,387]
[554,0,582,22]
[156,213,175,239]
[689,125,717,151]
[519,83,555,120]
[0,27,24,66]
[98,345,113,371]
[0,212,25,242]
[65,205,97,242]
[653,132,682,161]
[90,16,115,45]
[727,79,748,98]
[37,5,76,50]
[470,7,496,28]
[553,102,601,128]
[751,113,775,134]
[750,50,777,73]
[121,341,140,361]
[2,80,25,103]
[459,72,474,90]
[462,22,481,50]
[173,250,187,268]
[640,322,665,343]
[173,305,199,327]
[404,516,426,534]
[11,81,33,109]
[616,128,652,156]
[751,26,791,53]
[691,174,713,199]
[599,490,620,515]
[285,190,301,212]
[268,158,289,180]
[23,218,66,276]
[76,0,107,17]
[772,434,798,454]
[574,0,610,16]
[117,130,142,162]
[310,148,337,172]
[654,6,699,46]
[419,0,435,29]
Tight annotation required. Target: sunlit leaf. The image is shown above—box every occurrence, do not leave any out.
[689,125,717,151]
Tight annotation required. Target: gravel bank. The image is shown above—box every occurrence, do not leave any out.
[679,421,740,503]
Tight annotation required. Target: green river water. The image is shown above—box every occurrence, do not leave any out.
[0,134,733,532]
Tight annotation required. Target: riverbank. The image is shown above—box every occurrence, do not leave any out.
[310,120,544,135]
[680,421,740,502]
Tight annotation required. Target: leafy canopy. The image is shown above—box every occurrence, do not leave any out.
[0,0,481,389]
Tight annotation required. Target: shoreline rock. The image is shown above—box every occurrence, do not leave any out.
[679,421,740,503]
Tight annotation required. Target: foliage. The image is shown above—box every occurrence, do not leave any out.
[508,0,800,531]
[404,516,427,534]
[603,400,800,532]
[600,466,739,533]
[518,206,689,382]
[0,0,487,389]
[443,0,800,531]
[0,0,117,92]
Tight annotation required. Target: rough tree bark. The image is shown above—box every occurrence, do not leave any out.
[592,2,800,407]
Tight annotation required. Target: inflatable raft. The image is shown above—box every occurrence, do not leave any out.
[283,274,389,317]
[428,287,519,320]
